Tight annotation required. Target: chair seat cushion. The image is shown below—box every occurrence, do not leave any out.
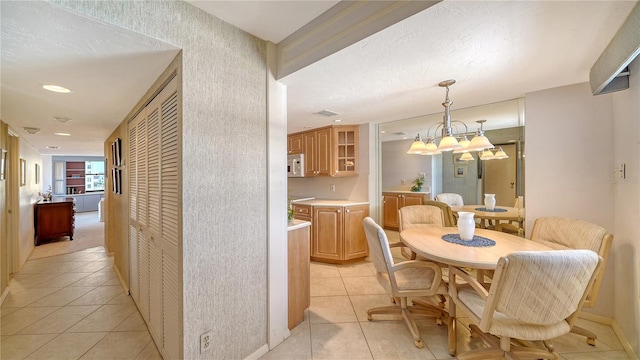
[378,266,445,295]
[458,286,571,340]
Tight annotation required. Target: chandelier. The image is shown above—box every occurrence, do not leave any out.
[406,79,497,158]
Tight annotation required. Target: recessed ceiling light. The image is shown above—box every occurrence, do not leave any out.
[380,130,386,134]
[46,146,60,149]
[54,132,71,136]
[43,84,72,93]
[333,119,342,123]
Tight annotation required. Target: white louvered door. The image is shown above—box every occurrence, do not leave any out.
[128,76,181,358]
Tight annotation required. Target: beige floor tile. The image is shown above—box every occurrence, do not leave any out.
[66,303,138,332]
[359,320,436,359]
[134,341,163,360]
[101,277,121,286]
[552,318,625,351]
[0,334,58,359]
[8,273,59,294]
[349,294,395,322]
[24,332,108,360]
[310,322,373,360]
[337,262,374,277]
[72,261,113,273]
[1,287,61,308]
[42,272,94,288]
[108,293,136,305]
[310,278,347,296]
[309,296,357,324]
[113,310,149,331]
[560,351,630,360]
[259,321,312,360]
[28,287,95,307]
[68,271,116,287]
[1,307,59,335]
[310,262,341,278]
[79,331,152,359]
[1,307,21,318]
[342,276,387,295]
[416,317,487,359]
[19,261,91,274]
[18,305,100,335]
[68,286,124,306]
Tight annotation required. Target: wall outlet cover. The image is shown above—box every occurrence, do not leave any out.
[200,331,212,354]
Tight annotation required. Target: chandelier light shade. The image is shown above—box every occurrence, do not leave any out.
[479,148,496,160]
[459,152,475,161]
[438,135,462,151]
[407,134,428,154]
[493,147,509,159]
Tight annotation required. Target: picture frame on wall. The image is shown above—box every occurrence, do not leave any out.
[453,153,467,165]
[19,158,26,186]
[0,149,6,181]
[112,138,122,166]
[454,165,466,178]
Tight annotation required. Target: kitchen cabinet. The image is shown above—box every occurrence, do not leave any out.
[382,192,431,230]
[287,221,311,330]
[287,133,303,155]
[303,128,331,177]
[290,125,359,177]
[292,204,312,222]
[34,198,75,245]
[311,204,369,263]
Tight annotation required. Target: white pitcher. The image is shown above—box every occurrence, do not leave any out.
[457,211,475,240]
[484,194,496,211]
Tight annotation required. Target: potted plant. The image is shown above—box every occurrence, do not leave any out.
[411,176,424,192]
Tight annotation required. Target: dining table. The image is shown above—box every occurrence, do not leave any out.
[451,204,525,230]
[400,226,553,356]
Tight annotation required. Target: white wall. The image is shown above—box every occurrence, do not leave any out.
[611,57,640,355]
[525,82,615,319]
[41,154,52,194]
[381,139,434,195]
[18,139,42,267]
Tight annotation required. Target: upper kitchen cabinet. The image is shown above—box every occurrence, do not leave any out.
[289,125,360,178]
[287,133,303,155]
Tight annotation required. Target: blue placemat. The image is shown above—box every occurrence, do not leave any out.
[475,207,507,212]
[442,234,496,247]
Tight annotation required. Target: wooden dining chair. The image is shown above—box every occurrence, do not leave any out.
[494,197,524,236]
[396,202,454,260]
[449,250,602,360]
[529,216,613,346]
[435,193,464,206]
[362,217,447,348]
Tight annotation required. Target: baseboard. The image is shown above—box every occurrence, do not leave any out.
[0,287,10,304]
[578,311,613,325]
[244,344,269,360]
[611,320,639,360]
[113,265,130,295]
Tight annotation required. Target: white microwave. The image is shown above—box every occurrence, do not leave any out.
[287,154,304,177]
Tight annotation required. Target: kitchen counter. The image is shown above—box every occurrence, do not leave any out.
[287,219,311,231]
[290,199,369,207]
[381,190,431,195]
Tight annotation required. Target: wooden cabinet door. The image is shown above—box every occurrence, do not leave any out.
[303,131,317,177]
[343,205,369,259]
[288,133,303,155]
[312,206,343,261]
[332,126,358,177]
[316,128,332,176]
[382,193,400,230]
[402,194,424,207]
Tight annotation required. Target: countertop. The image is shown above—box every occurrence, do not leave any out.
[382,190,431,194]
[287,219,312,232]
[291,199,369,207]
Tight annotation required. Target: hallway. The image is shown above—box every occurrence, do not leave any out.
[0,247,161,359]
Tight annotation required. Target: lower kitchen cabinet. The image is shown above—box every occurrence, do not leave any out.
[311,204,369,263]
[382,192,431,230]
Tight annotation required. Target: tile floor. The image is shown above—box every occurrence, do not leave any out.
[1,234,631,360]
[1,247,161,360]
[260,238,631,360]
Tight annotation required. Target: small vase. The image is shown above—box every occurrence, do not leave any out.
[457,211,475,240]
[484,194,496,211]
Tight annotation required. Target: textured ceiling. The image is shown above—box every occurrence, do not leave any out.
[0,1,637,155]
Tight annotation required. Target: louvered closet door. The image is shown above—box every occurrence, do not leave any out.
[160,79,181,360]
[128,110,142,303]
[137,116,150,322]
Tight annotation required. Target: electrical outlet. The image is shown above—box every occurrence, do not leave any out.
[200,331,212,354]
[401,178,406,185]
[419,172,425,179]
[330,184,336,192]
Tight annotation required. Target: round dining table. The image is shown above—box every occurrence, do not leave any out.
[400,226,552,355]
[451,205,525,229]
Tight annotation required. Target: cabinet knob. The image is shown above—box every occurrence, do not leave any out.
[337,209,341,213]
[346,209,350,213]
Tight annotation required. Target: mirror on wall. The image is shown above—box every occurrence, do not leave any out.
[379,98,525,207]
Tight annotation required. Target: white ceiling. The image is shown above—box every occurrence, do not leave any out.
[1,1,637,155]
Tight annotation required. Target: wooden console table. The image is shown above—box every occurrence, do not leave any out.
[34,198,75,245]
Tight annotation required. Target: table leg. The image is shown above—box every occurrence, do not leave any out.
[448,275,457,356]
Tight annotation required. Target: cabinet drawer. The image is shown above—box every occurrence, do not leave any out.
[292,204,311,216]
